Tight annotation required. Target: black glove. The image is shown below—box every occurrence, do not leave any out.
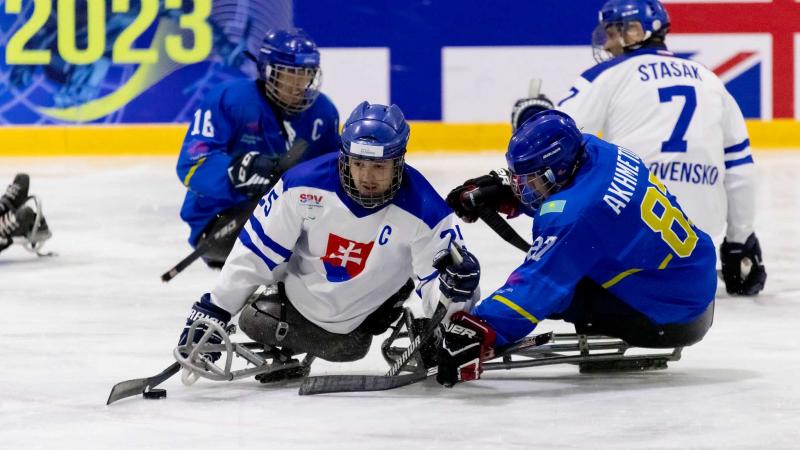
[720,233,767,296]
[511,95,554,131]
[445,169,520,223]
[411,318,443,369]
[433,246,480,302]
[178,294,232,362]
[227,151,279,199]
[437,312,496,387]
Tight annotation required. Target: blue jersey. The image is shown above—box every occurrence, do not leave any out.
[176,78,340,246]
[473,135,717,347]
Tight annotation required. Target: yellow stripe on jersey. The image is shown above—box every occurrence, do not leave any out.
[658,253,673,270]
[491,294,540,324]
[183,157,206,186]
[601,268,643,289]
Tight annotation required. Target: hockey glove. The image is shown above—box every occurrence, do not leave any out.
[437,312,497,387]
[720,233,767,296]
[433,246,480,302]
[446,169,520,223]
[511,95,554,131]
[227,151,279,199]
[411,318,443,369]
[178,294,232,363]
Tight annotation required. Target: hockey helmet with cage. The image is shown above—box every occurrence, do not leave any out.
[257,28,322,114]
[506,110,584,212]
[593,0,671,61]
[339,102,410,209]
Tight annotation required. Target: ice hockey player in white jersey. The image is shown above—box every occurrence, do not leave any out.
[510,0,765,296]
[177,101,480,372]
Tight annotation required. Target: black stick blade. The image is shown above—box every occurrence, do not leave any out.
[106,362,181,405]
[299,370,431,396]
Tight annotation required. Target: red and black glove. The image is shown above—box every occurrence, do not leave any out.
[437,311,497,387]
[445,169,520,223]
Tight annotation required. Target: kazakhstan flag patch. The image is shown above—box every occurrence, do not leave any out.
[539,200,566,216]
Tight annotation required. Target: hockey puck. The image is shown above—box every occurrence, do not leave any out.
[142,388,167,399]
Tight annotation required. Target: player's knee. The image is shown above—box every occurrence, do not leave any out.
[238,296,282,346]
[237,287,372,362]
[316,334,371,362]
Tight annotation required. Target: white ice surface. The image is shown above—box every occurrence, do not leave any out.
[1,152,799,449]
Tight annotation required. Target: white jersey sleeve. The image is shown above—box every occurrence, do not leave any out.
[556,70,614,135]
[720,91,756,243]
[410,216,476,320]
[210,179,301,315]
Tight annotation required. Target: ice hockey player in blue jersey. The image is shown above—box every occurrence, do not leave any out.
[177,102,480,376]
[510,0,766,296]
[437,110,716,387]
[175,28,340,268]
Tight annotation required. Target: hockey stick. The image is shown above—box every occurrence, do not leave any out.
[161,140,310,282]
[106,362,180,405]
[478,209,530,253]
[298,244,465,396]
[298,332,554,395]
[161,206,254,282]
[387,243,464,376]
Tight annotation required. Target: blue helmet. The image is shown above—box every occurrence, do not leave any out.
[257,28,322,114]
[339,101,410,208]
[599,0,670,37]
[593,0,670,62]
[506,110,584,211]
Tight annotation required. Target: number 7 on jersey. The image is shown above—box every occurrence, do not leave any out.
[658,85,697,153]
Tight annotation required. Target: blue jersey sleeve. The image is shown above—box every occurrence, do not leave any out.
[176,87,241,201]
[473,217,601,347]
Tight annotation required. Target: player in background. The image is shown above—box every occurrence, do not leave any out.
[510,0,765,296]
[439,111,716,387]
[176,28,340,268]
[177,102,480,375]
[0,174,51,255]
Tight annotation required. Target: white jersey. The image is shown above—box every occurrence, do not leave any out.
[557,47,756,246]
[210,153,467,334]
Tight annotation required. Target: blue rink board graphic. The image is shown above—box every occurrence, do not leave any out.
[0,0,762,124]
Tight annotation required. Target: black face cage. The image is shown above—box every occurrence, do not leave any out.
[338,154,405,209]
[263,63,322,114]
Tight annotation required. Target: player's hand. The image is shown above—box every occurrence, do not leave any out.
[436,312,496,387]
[178,294,232,363]
[445,169,520,223]
[433,246,480,302]
[227,151,279,199]
[720,233,767,296]
[511,94,554,131]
